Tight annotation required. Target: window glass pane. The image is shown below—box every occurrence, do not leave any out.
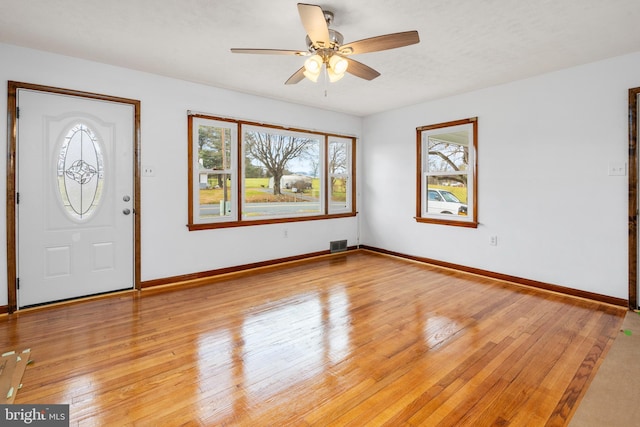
[199,173,233,219]
[426,130,469,173]
[328,137,352,214]
[426,177,468,216]
[329,141,348,175]
[192,117,237,223]
[330,177,349,211]
[199,125,232,171]
[57,123,104,220]
[243,127,321,219]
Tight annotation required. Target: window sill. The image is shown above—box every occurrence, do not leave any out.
[188,212,357,231]
[414,216,479,228]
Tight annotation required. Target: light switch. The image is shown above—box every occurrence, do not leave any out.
[608,161,626,176]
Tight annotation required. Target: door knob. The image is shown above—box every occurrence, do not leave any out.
[123,208,131,215]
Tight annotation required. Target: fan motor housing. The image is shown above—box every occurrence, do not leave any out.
[306,29,344,52]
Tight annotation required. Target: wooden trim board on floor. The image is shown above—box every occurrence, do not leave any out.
[360,246,628,307]
[0,246,626,314]
[0,348,31,404]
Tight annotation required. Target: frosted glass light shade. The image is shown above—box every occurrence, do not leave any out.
[329,55,348,75]
[303,69,320,82]
[304,55,323,73]
[327,67,345,82]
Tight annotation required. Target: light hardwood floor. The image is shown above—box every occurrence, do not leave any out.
[0,250,625,426]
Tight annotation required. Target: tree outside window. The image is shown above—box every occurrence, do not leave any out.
[243,127,321,219]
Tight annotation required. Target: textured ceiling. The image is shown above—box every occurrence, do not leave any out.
[1,0,640,117]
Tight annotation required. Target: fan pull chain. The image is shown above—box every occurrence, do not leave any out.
[324,66,329,98]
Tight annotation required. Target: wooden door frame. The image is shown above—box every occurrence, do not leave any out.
[6,81,141,313]
[629,87,639,310]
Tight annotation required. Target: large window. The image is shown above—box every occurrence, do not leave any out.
[188,114,355,229]
[416,117,478,227]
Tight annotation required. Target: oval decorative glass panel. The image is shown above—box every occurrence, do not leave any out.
[57,123,104,220]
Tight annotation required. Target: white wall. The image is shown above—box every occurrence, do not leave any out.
[361,52,640,299]
[0,43,363,306]
[2,42,638,307]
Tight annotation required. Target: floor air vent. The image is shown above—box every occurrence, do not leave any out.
[330,240,348,253]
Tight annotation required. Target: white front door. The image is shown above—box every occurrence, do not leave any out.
[17,89,135,307]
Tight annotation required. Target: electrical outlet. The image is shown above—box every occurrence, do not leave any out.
[142,165,155,177]
[490,236,498,246]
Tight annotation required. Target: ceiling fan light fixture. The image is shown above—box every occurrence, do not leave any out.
[303,68,321,82]
[304,54,323,73]
[327,67,345,82]
[329,55,348,75]
[231,4,419,86]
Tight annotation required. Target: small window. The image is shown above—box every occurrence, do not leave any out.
[416,117,478,227]
[57,123,104,221]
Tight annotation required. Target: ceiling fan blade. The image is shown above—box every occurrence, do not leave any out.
[285,67,306,85]
[340,30,420,55]
[345,57,380,81]
[230,48,308,56]
[297,3,330,49]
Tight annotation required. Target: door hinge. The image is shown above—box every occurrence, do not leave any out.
[16,278,19,290]
[16,107,20,119]
[16,192,20,204]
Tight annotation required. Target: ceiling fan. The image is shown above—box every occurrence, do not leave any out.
[230,3,420,84]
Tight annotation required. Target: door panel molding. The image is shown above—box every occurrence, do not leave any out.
[6,81,141,313]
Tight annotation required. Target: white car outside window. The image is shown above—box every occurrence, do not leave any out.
[427,189,467,216]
